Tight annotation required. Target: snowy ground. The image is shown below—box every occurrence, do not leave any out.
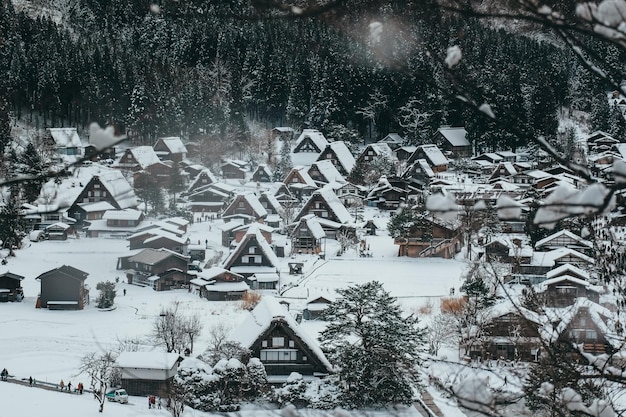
[0,212,471,416]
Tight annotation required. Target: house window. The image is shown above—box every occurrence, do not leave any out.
[321,211,328,218]
[249,246,256,254]
[586,330,597,340]
[242,257,249,264]
[272,337,285,347]
[260,349,298,362]
[289,340,295,348]
[262,340,268,347]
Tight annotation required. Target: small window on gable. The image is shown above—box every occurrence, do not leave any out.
[262,340,268,347]
[272,337,285,347]
[289,340,295,348]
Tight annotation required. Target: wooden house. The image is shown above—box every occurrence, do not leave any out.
[407,144,448,172]
[293,129,329,153]
[229,296,333,382]
[44,222,74,240]
[85,209,145,238]
[67,170,139,226]
[543,298,620,355]
[538,275,601,308]
[186,169,218,195]
[135,160,174,189]
[153,137,187,162]
[47,128,83,163]
[36,265,89,310]
[434,127,472,158]
[128,229,188,253]
[394,145,417,161]
[366,175,409,210]
[271,127,295,141]
[187,183,236,214]
[466,302,542,361]
[302,294,335,320]
[496,151,518,162]
[232,223,273,246]
[488,162,518,183]
[71,201,116,225]
[284,166,318,200]
[221,224,280,280]
[294,188,353,230]
[473,152,504,165]
[252,165,274,183]
[307,160,345,186]
[289,214,325,255]
[222,193,268,224]
[402,159,436,189]
[119,248,190,291]
[116,352,181,396]
[259,191,284,228]
[356,143,395,165]
[115,146,161,172]
[334,182,366,208]
[535,230,593,255]
[377,133,405,150]
[0,272,24,302]
[248,271,280,290]
[221,160,248,179]
[394,217,462,258]
[585,131,620,153]
[191,267,249,301]
[529,248,595,273]
[316,141,355,176]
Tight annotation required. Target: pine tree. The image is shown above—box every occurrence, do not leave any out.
[320,281,425,407]
[590,92,611,133]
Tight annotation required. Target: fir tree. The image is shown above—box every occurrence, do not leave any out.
[320,281,425,407]
[95,281,116,309]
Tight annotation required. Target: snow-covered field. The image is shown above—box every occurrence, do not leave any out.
[0,214,469,416]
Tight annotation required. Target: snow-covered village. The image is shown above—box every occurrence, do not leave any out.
[3,0,626,417]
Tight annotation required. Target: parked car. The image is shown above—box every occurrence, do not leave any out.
[105,388,128,404]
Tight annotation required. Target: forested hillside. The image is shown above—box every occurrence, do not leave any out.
[0,0,624,154]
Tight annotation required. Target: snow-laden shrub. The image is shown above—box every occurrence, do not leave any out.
[271,373,342,410]
[175,356,268,412]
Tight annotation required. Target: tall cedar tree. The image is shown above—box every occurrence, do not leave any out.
[320,281,425,407]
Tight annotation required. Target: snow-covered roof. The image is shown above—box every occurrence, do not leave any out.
[531,247,595,267]
[362,143,394,159]
[546,263,590,280]
[295,129,329,151]
[260,191,284,215]
[77,201,116,213]
[485,300,542,324]
[323,141,355,173]
[417,144,448,166]
[293,214,326,239]
[198,267,243,281]
[250,273,280,283]
[288,166,318,188]
[437,127,469,147]
[417,159,435,177]
[125,146,161,169]
[313,187,353,224]
[205,281,249,292]
[128,248,188,265]
[379,133,404,144]
[102,209,143,221]
[116,351,180,370]
[36,165,137,210]
[229,296,333,371]
[48,128,82,148]
[310,160,345,184]
[222,223,279,269]
[537,275,601,293]
[243,194,268,218]
[542,298,618,347]
[156,137,187,154]
[535,230,592,250]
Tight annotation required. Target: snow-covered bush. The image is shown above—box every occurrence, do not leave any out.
[174,356,268,412]
[271,373,342,410]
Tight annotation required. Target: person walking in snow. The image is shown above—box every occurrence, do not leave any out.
[29,376,32,386]
[59,379,65,390]
[67,381,72,392]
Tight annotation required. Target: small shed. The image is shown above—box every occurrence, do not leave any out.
[0,272,24,302]
[45,222,73,240]
[288,262,304,275]
[116,352,182,396]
